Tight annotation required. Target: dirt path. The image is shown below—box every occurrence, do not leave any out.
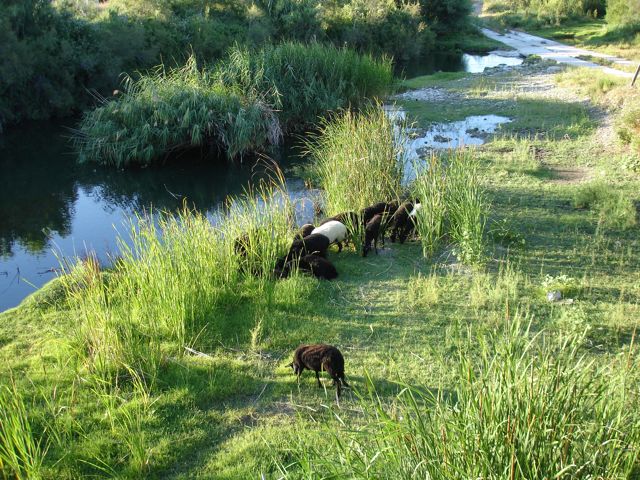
[481,29,634,78]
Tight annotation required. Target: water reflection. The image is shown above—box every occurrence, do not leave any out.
[0,122,307,311]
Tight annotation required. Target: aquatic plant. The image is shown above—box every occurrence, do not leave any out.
[73,43,393,167]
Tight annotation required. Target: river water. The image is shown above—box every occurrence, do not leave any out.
[0,52,520,311]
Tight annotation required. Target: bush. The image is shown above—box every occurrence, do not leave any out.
[419,0,472,33]
[607,0,640,26]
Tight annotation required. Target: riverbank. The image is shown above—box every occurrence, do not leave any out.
[1,60,639,477]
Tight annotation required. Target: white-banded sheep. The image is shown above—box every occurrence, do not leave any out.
[311,221,348,252]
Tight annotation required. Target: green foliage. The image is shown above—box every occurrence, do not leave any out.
[216,42,393,132]
[73,56,280,167]
[278,319,640,478]
[419,0,473,33]
[484,0,606,27]
[0,0,452,129]
[412,150,488,264]
[74,44,392,166]
[607,0,640,26]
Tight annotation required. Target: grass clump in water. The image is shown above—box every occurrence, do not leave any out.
[278,318,640,478]
[74,43,393,168]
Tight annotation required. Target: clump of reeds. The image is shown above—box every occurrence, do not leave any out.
[412,149,488,264]
[74,44,393,167]
[216,43,393,132]
[60,168,295,384]
[305,104,405,249]
[73,55,280,168]
[277,316,640,478]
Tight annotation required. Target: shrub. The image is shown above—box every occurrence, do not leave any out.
[419,0,472,33]
[607,0,640,26]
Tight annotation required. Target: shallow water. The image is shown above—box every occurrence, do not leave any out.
[462,52,523,73]
[0,122,312,311]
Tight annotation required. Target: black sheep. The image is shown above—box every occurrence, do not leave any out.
[286,233,330,262]
[289,344,350,397]
[276,253,338,280]
[361,201,387,226]
[362,213,383,257]
[293,223,316,241]
[389,201,414,244]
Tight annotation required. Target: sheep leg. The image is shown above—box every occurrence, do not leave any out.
[374,237,378,254]
[340,376,350,388]
[315,371,322,388]
[336,241,342,253]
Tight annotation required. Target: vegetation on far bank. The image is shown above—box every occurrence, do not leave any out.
[73,43,393,167]
[0,0,482,131]
[480,0,640,62]
[2,60,640,477]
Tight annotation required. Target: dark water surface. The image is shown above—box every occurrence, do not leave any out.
[0,122,309,311]
[0,51,522,311]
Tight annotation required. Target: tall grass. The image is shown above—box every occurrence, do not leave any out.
[412,150,488,263]
[304,104,405,251]
[73,56,281,167]
[306,104,404,214]
[277,317,640,478]
[74,43,393,167]
[216,43,394,132]
[0,379,46,480]
[60,170,296,383]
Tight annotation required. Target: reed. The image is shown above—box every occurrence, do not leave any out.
[60,168,296,384]
[74,43,393,167]
[0,379,46,480]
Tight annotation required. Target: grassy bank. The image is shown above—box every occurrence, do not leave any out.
[2,61,640,478]
[73,43,393,167]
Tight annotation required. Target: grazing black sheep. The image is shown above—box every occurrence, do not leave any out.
[293,223,316,241]
[361,201,387,226]
[286,233,330,262]
[389,201,414,243]
[275,253,338,280]
[362,213,383,257]
[289,344,350,397]
[385,200,399,216]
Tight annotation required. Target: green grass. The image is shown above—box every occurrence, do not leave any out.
[3,61,640,478]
